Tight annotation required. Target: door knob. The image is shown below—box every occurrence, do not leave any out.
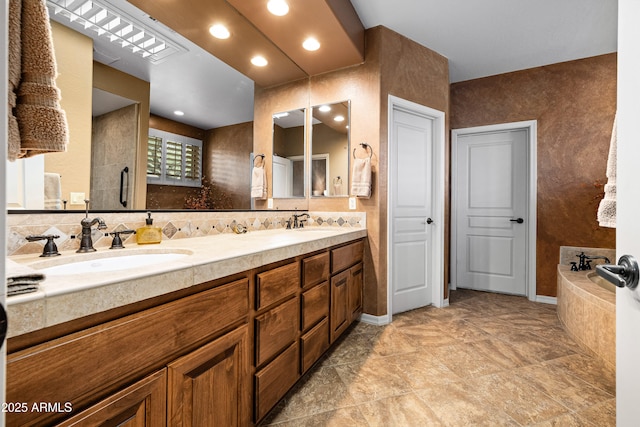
[596,255,639,290]
[510,218,524,224]
[424,218,433,225]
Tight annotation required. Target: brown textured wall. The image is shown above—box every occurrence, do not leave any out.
[253,26,450,316]
[450,54,617,297]
[377,26,451,304]
[204,121,253,209]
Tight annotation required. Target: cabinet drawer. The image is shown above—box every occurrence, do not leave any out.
[255,297,299,367]
[301,281,329,331]
[301,318,329,373]
[256,262,299,310]
[254,342,300,422]
[331,240,364,274]
[302,251,330,289]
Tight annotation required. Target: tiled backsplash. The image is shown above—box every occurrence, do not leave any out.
[7,211,366,256]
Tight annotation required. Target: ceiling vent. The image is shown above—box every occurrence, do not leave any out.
[46,0,187,64]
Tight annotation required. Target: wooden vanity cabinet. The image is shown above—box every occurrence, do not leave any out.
[56,369,167,427]
[330,241,364,343]
[167,325,251,427]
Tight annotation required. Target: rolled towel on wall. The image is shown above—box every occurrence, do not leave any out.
[351,157,372,198]
[598,114,617,228]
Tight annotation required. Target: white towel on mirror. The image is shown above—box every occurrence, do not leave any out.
[251,165,267,199]
[44,172,62,209]
[351,157,371,198]
[598,114,617,228]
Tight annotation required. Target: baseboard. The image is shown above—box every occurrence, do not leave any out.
[535,295,557,305]
[359,313,391,326]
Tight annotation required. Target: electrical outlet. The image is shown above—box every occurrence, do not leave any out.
[70,192,85,205]
[267,198,274,209]
[349,197,356,209]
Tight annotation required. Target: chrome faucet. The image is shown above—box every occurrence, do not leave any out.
[77,200,107,253]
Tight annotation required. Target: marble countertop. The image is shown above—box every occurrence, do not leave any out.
[6,227,367,338]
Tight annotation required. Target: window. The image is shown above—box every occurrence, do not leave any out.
[147,129,202,187]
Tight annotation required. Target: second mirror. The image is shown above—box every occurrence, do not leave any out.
[311,101,350,197]
[272,108,306,198]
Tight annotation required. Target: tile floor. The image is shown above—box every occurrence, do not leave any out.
[260,289,616,426]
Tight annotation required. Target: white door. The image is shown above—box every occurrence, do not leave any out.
[390,108,434,314]
[454,129,528,295]
[272,154,292,198]
[616,1,640,424]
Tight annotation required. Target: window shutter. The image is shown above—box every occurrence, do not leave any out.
[185,143,201,181]
[165,140,182,180]
[147,135,163,177]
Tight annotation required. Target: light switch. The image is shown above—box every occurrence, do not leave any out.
[349,197,356,210]
[267,198,274,209]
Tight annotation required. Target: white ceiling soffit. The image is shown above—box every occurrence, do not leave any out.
[350,0,618,83]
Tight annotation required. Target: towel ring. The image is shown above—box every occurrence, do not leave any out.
[353,143,373,159]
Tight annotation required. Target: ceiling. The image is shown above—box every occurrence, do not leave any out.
[51,0,618,131]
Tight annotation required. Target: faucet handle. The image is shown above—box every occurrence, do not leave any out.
[26,234,61,257]
[109,230,136,249]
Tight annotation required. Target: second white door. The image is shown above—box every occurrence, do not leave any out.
[454,128,528,295]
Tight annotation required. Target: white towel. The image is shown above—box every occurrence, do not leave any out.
[6,258,44,296]
[44,172,62,209]
[251,165,267,199]
[351,158,372,198]
[598,114,617,228]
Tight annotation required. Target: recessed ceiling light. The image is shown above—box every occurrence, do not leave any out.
[251,55,268,67]
[334,115,345,122]
[302,37,320,51]
[273,112,290,119]
[267,0,289,16]
[174,110,185,116]
[209,24,230,39]
[318,105,331,112]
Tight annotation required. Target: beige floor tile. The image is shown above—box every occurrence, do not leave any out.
[429,343,508,378]
[320,332,378,367]
[262,406,370,427]
[370,325,418,357]
[261,366,356,423]
[544,353,616,395]
[530,412,594,426]
[334,357,412,403]
[518,363,614,411]
[416,381,519,426]
[466,338,538,369]
[357,393,442,427]
[465,371,570,425]
[396,323,462,347]
[496,329,579,362]
[576,398,616,426]
[388,351,461,389]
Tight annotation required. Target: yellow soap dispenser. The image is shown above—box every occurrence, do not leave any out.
[137,212,162,244]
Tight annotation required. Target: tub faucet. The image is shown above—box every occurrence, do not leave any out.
[576,252,611,270]
[77,199,107,253]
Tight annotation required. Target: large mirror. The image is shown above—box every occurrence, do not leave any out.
[272,109,306,199]
[310,101,350,197]
[7,0,255,212]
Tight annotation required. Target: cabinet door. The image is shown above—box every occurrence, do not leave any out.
[167,325,250,427]
[56,370,167,427]
[348,263,363,322]
[330,270,349,343]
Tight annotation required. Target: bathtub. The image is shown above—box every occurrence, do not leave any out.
[557,265,616,369]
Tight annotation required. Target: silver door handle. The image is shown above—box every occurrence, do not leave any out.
[596,255,639,290]
[423,218,433,225]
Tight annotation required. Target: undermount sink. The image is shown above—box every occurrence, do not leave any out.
[35,251,192,276]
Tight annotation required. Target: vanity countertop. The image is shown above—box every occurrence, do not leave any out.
[6,226,367,338]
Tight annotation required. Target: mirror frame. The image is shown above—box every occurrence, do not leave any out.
[309,100,351,198]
